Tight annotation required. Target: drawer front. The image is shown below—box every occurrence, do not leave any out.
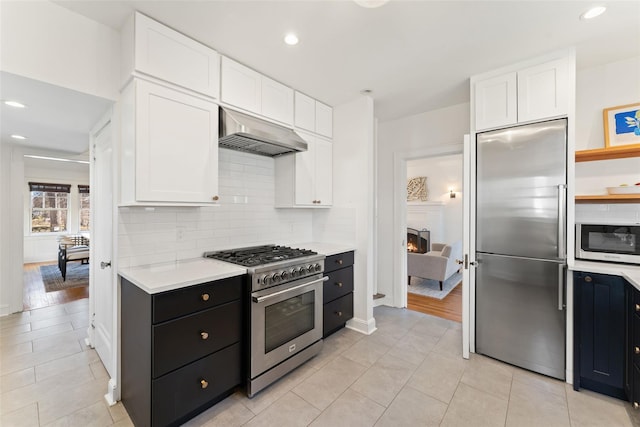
[635,316,640,366]
[634,363,640,408]
[153,275,243,323]
[325,251,354,273]
[323,292,354,337]
[152,343,241,427]
[153,300,241,378]
[324,266,354,303]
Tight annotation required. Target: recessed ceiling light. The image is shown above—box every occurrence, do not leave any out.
[10,134,27,140]
[284,33,299,46]
[580,6,606,20]
[4,100,27,108]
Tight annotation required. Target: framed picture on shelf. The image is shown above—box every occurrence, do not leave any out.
[603,102,640,148]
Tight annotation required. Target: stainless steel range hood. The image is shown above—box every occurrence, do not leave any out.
[219,108,307,157]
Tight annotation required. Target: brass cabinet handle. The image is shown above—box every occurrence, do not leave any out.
[336,282,343,288]
[634,402,639,409]
[317,200,321,204]
[336,259,343,265]
[212,196,219,201]
[200,379,208,389]
[336,311,343,317]
[584,276,592,282]
[636,304,640,312]
[201,332,209,340]
[201,293,210,302]
[635,346,640,355]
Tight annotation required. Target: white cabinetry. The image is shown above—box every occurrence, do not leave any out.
[294,91,333,138]
[120,79,219,206]
[122,12,220,98]
[275,131,332,208]
[220,57,293,125]
[473,55,570,131]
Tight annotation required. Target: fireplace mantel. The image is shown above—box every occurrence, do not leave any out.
[407,201,444,206]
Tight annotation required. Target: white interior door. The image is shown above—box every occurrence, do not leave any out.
[462,134,475,359]
[90,120,114,378]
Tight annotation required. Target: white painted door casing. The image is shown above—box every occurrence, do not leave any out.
[121,79,219,205]
[131,12,220,98]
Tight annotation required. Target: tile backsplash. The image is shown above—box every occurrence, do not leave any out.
[118,149,313,268]
[575,203,640,224]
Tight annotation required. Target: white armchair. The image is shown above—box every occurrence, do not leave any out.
[407,241,462,290]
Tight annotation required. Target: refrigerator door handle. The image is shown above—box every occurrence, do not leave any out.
[558,264,566,311]
[557,184,566,259]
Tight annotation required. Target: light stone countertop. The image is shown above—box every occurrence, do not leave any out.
[119,258,247,294]
[571,260,640,290]
[293,242,356,257]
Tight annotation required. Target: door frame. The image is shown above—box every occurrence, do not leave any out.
[87,108,120,404]
[392,143,466,356]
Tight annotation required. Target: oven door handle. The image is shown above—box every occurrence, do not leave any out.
[252,276,328,303]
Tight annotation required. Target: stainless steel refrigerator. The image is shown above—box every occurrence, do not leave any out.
[475,118,567,380]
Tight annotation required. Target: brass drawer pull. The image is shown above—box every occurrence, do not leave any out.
[200,379,208,389]
[635,346,640,355]
[634,402,639,409]
[336,259,343,265]
[584,276,592,282]
[336,311,343,317]
[201,332,209,340]
[212,196,219,201]
[636,304,640,312]
[201,293,210,302]
[336,282,343,288]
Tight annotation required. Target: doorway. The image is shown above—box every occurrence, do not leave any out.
[404,154,463,322]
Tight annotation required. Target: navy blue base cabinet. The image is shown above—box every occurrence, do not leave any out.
[574,271,626,400]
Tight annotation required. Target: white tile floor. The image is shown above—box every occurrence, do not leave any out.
[0,300,636,426]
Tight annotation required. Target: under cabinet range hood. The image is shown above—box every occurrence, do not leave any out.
[219,108,307,157]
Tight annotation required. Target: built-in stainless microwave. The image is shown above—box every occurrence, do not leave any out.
[576,223,640,265]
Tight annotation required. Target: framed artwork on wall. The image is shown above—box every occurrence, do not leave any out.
[407,177,428,201]
[603,102,640,148]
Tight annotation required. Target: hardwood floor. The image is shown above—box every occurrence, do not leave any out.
[23,262,89,311]
[407,282,462,323]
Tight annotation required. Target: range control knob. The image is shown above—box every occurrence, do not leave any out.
[260,275,269,285]
[314,263,322,272]
[272,273,281,282]
[290,268,298,278]
[298,267,306,275]
[307,265,315,273]
[281,271,289,280]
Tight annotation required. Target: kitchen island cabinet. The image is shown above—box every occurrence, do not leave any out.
[323,251,354,337]
[121,275,245,427]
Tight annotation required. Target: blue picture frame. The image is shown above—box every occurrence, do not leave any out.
[604,102,640,148]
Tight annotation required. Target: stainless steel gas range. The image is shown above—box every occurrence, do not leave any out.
[204,245,326,397]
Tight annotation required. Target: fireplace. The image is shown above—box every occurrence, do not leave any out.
[407,228,430,254]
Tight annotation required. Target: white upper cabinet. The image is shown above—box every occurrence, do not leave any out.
[261,76,294,125]
[315,101,333,138]
[473,53,572,131]
[474,72,517,130]
[220,56,294,125]
[275,131,333,208]
[123,12,220,98]
[517,57,569,123]
[120,79,219,206]
[294,91,333,137]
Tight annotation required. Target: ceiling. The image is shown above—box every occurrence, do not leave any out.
[2,1,639,155]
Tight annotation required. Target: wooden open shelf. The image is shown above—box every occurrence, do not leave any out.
[575,194,640,203]
[575,145,640,162]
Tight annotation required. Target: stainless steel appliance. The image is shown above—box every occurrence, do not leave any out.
[204,245,325,397]
[475,118,567,380]
[576,223,640,264]
[219,108,307,157]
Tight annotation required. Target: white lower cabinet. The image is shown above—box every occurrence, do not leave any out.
[120,79,219,206]
[275,131,332,208]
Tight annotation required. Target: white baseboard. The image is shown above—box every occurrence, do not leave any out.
[373,296,394,307]
[346,316,377,335]
[0,304,10,317]
[104,378,119,406]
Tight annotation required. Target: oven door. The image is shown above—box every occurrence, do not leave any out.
[250,274,325,379]
[577,224,640,264]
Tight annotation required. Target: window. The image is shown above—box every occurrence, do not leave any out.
[29,182,70,233]
[79,185,90,231]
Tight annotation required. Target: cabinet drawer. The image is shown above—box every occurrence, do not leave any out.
[324,266,354,303]
[153,276,243,323]
[634,363,640,408]
[325,252,354,273]
[323,292,353,337]
[152,343,241,427]
[633,289,640,315]
[153,300,241,378]
[634,316,640,366]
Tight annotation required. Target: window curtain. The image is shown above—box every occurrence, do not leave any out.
[28,182,71,193]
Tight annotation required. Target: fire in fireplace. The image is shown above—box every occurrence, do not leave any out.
[407,228,430,254]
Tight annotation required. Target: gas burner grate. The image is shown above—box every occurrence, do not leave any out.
[204,245,318,267]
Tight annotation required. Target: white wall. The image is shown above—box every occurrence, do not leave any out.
[23,159,90,263]
[407,154,463,245]
[118,149,313,268]
[0,0,120,100]
[376,102,470,305]
[575,55,640,219]
[313,96,376,334]
[0,144,12,315]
